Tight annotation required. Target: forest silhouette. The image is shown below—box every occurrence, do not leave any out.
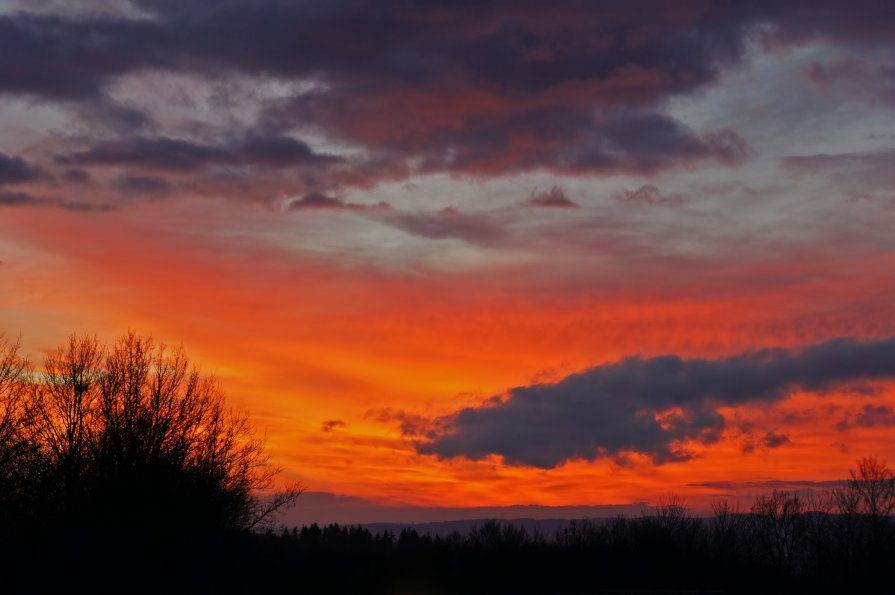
[2,331,894,593]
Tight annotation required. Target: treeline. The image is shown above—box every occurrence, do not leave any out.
[232,462,893,594]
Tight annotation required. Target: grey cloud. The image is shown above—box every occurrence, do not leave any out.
[0,189,114,212]
[112,174,173,196]
[782,150,895,189]
[0,190,33,206]
[288,192,389,211]
[614,184,684,206]
[58,134,340,172]
[416,337,895,468]
[761,431,792,448]
[0,152,41,184]
[386,207,503,244]
[2,1,894,201]
[523,186,579,208]
[742,431,792,453]
[61,168,92,183]
[808,58,895,107]
[835,404,895,431]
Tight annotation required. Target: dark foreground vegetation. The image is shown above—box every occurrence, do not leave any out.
[239,460,893,595]
[0,332,297,591]
[2,332,895,593]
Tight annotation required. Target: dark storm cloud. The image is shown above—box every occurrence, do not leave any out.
[415,337,895,468]
[0,152,41,184]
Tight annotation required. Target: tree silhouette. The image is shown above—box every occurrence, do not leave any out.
[33,334,103,516]
[0,334,40,525]
[749,489,807,575]
[847,456,895,524]
[5,331,300,535]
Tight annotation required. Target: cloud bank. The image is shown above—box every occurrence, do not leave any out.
[415,337,895,468]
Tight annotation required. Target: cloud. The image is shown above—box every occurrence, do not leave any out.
[761,431,792,448]
[288,192,389,211]
[386,207,503,244]
[1,1,894,199]
[58,134,340,172]
[742,431,792,454]
[60,168,91,183]
[0,1,764,186]
[0,190,33,206]
[112,174,172,196]
[282,101,749,177]
[0,189,114,212]
[523,186,579,208]
[366,407,441,438]
[807,58,895,107]
[782,150,895,188]
[835,404,895,431]
[0,152,41,184]
[8,1,893,103]
[414,337,895,468]
[614,184,684,206]
[321,419,347,433]
[690,479,845,491]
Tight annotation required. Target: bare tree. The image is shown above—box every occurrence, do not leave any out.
[711,498,745,562]
[94,331,301,531]
[0,333,31,457]
[830,480,862,574]
[848,456,895,522]
[32,334,104,507]
[749,489,807,575]
[0,334,38,520]
[22,331,299,532]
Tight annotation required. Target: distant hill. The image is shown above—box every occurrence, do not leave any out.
[278,491,650,526]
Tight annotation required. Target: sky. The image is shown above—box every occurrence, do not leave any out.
[2,0,895,523]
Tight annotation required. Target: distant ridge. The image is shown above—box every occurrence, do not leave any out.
[278,492,649,526]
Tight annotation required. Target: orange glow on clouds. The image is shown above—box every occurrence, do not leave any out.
[3,201,895,511]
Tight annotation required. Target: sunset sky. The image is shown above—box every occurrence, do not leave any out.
[2,0,895,523]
